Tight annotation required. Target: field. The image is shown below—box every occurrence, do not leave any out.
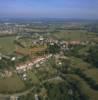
[0,35,47,56]
[0,29,96,54]
[52,30,97,41]
[0,74,26,93]
[15,44,47,56]
[0,36,16,54]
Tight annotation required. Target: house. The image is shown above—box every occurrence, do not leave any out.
[0,56,2,60]
[34,94,39,100]
[69,40,81,45]
[10,96,18,100]
[11,57,16,61]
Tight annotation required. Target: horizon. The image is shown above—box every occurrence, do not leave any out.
[0,0,98,19]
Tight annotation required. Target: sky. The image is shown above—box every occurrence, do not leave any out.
[0,0,98,19]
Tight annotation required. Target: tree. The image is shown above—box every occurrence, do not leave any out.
[86,45,98,67]
[47,43,60,54]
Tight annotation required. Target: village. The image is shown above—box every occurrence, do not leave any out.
[0,33,97,80]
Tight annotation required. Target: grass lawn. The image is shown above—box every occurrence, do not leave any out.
[0,74,26,93]
[0,36,16,54]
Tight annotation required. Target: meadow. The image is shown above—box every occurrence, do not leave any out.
[52,30,97,41]
[0,36,16,54]
[0,74,26,93]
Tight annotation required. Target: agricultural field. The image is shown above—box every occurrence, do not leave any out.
[15,42,47,56]
[0,73,26,93]
[51,29,98,41]
[52,30,87,40]
[0,36,16,54]
[0,35,47,56]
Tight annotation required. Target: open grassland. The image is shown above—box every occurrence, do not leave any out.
[18,38,32,48]
[0,36,16,54]
[52,30,88,40]
[52,30,97,41]
[0,74,26,93]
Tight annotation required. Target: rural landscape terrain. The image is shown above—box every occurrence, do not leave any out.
[0,18,98,100]
[0,0,98,100]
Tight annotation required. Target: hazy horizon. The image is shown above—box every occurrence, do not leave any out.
[0,0,98,19]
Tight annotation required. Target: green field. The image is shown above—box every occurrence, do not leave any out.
[52,30,96,41]
[0,74,26,93]
[52,30,86,40]
[0,36,16,54]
